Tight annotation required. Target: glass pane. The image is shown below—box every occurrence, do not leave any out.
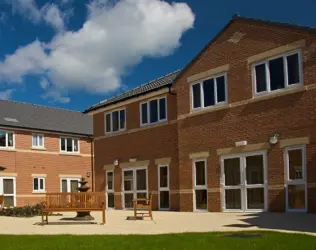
[124,171,133,191]
[288,184,306,210]
[203,78,215,107]
[255,64,267,93]
[159,166,168,188]
[107,172,113,190]
[124,193,134,208]
[112,111,119,132]
[105,113,111,132]
[66,138,73,152]
[7,132,13,147]
[61,138,66,151]
[70,180,79,192]
[287,53,300,85]
[136,169,147,190]
[32,135,37,146]
[269,57,285,91]
[225,189,241,209]
[107,193,114,208]
[149,99,158,123]
[216,76,226,103]
[38,135,43,146]
[195,161,206,186]
[195,190,207,210]
[4,196,14,207]
[3,179,13,194]
[73,139,78,152]
[40,179,44,190]
[119,110,125,129]
[141,103,148,124]
[33,178,39,191]
[160,191,169,209]
[247,188,264,209]
[137,193,147,205]
[224,158,240,186]
[0,131,5,147]
[61,180,67,192]
[288,149,303,180]
[192,84,201,108]
[159,98,166,120]
[246,155,264,184]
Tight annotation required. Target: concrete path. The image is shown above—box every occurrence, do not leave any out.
[0,210,316,235]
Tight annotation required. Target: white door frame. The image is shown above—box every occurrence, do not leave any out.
[60,178,81,192]
[0,176,16,207]
[105,170,114,210]
[220,150,268,212]
[121,167,148,209]
[193,158,208,212]
[284,145,307,212]
[158,164,170,210]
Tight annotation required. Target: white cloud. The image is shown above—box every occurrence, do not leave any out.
[40,77,50,89]
[42,89,70,104]
[41,4,66,32]
[0,89,14,100]
[0,0,195,100]
[9,0,42,23]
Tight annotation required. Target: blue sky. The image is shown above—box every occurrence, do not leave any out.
[0,0,315,112]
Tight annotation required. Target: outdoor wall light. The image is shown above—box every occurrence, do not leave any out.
[269,133,279,145]
[86,172,91,178]
[113,159,119,166]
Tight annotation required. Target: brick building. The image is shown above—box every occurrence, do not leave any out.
[0,100,93,207]
[87,15,316,213]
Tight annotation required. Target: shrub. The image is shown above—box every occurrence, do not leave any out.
[0,203,62,217]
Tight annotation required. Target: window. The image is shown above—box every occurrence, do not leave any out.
[0,130,14,148]
[140,97,167,125]
[60,137,79,153]
[0,177,16,207]
[253,51,302,95]
[106,170,114,209]
[60,178,80,192]
[191,74,227,110]
[104,109,126,133]
[33,177,45,192]
[32,134,44,148]
[193,159,207,211]
[158,165,170,210]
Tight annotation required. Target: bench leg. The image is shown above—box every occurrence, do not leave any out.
[46,213,48,225]
[102,210,106,225]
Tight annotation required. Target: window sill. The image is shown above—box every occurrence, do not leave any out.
[59,152,81,157]
[30,147,46,151]
[0,147,16,152]
[140,120,168,128]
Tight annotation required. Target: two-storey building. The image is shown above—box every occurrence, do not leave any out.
[0,100,93,207]
[86,15,316,213]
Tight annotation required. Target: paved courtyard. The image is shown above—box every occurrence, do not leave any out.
[0,210,315,235]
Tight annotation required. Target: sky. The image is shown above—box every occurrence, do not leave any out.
[0,0,315,112]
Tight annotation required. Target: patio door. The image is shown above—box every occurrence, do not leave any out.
[221,151,267,212]
[106,170,114,209]
[122,168,147,209]
[158,165,169,210]
[0,177,16,207]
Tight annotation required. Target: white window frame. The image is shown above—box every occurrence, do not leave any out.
[0,130,15,149]
[158,164,170,211]
[0,176,16,207]
[140,96,168,126]
[106,170,115,209]
[190,73,228,112]
[284,145,307,212]
[32,177,46,193]
[32,134,44,148]
[192,158,208,212]
[60,178,81,192]
[60,137,79,153]
[104,108,126,134]
[252,50,303,97]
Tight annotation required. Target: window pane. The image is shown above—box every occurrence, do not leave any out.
[124,171,133,191]
[107,193,114,208]
[0,131,5,147]
[73,139,78,152]
[288,149,303,180]
[149,99,158,123]
[247,188,264,209]
[288,184,306,210]
[192,84,201,108]
[246,155,264,184]
[7,132,13,147]
[216,76,226,103]
[61,138,66,151]
[38,135,43,147]
[33,178,39,191]
[203,79,215,107]
[105,113,111,132]
[32,135,37,146]
[195,161,206,186]
[159,98,166,120]
[269,57,285,91]
[159,191,169,209]
[61,180,67,192]
[255,64,267,93]
[4,196,14,207]
[195,190,207,210]
[141,103,148,124]
[3,179,13,194]
[225,189,241,209]
[71,180,79,192]
[124,193,134,208]
[112,111,119,132]
[159,166,168,188]
[224,158,240,186]
[287,53,300,85]
[136,169,147,190]
[40,179,44,190]
[107,172,113,190]
[66,138,73,152]
[119,110,125,129]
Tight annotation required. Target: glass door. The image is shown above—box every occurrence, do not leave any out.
[0,177,16,207]
[106,170,114,209]
[158,165,169,210]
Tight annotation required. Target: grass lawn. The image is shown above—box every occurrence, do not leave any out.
[0,231,315,250]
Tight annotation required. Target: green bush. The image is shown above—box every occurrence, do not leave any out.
[0,203,62,217]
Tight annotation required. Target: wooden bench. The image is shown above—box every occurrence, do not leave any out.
[41,192,106,224]
[133,193,153,220]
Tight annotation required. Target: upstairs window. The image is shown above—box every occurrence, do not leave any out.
[32,134,44,148]
[141,97,167,125]
[33,177,45,192]
[60,137,79,153]
[105,109,126,133]
[0,130,14,148]
[253,51,302,95]
[191,74,227,110]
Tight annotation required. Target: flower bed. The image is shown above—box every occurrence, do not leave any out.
[0,203,62,217]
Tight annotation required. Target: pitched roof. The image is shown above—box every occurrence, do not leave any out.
[84,69,181,113]
[0,100,92,136]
